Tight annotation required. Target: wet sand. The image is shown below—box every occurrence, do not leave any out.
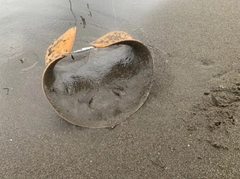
[1,0,240,178]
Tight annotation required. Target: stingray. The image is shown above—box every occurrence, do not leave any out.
[42,27,153,128]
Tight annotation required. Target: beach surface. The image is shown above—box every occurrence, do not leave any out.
[1,0,240,178]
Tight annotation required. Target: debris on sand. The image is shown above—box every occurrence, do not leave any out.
[87,4,92,17]
[80,16,86,28]
[3,88,9,95]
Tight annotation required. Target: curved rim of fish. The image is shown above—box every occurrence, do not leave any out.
[42,29,154,128]
[45,28,134,68]
[45,27,77,67]
[90,31,134,48]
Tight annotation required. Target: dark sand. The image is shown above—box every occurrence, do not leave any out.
[1,0,240,178]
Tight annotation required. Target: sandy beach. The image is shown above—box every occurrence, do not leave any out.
[1,0,240,178]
